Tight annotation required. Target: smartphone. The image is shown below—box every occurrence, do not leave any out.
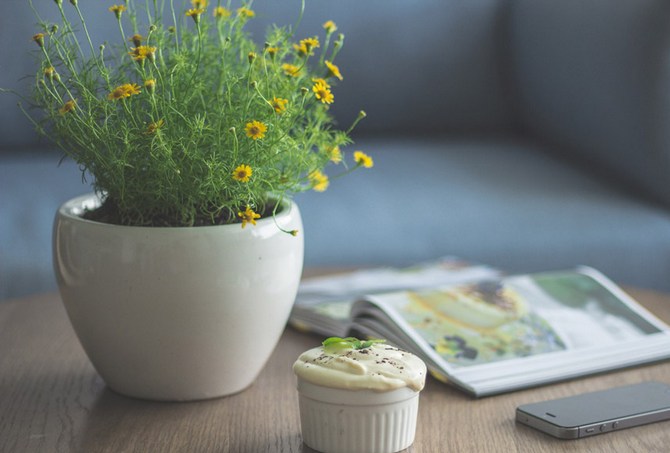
[515,381,670,439]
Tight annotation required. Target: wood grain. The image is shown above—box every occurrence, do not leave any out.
[1,283,669,452]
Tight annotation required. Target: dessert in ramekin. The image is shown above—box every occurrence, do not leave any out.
[293,338,427,453]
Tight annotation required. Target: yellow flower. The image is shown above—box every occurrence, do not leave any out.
[237,7,255,18]
[146,119,164,135]
[326,145,342,164]
[107,83,141,101]
[32,33,45,48]
[186,8,205,22]
[353,150,374,168]
[270,97,288,114]
[325,60,343,81]
[232,164,253,183]
[282,63,301,77]
[309,170,329,192]
[294,37,320,56]
[58,99,76,115]
[312,79,334,104]
[191,0,207,8]
[214,6,231,18]
[109,4,127,19]
[245,120,267,140]
[302,37,320,50]
[129,34,144,47]
[43,66,58,81]
[323,20,337,33]
[238,206,261,228]
[312,77,330,88]
[266,46,279,59]
[129,45,157,62]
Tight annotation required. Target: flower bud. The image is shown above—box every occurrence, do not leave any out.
[248,52,256,64]
[50,25,59,34]
[32,33,45,48]
[144,79,156,94]
[300,87,309,95]
[334,33,345,49]
[69,0,77,5]
[323,20,337,34]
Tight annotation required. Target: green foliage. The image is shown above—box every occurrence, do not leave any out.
[26,0,370,227]
[322,337,386,352]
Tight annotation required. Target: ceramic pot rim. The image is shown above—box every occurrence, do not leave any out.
[57,193,296,231]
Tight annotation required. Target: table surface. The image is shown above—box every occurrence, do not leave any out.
[2,274,670,453]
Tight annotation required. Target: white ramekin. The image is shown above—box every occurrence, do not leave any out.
[296,379,421,453]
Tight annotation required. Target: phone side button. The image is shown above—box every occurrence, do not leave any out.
[599,424,608,432]
[580,425,600,437]
[612,421,619,429]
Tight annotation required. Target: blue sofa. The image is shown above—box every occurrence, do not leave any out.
[2,0,670,300]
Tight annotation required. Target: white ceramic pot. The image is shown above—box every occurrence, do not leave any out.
[53,193,304,401]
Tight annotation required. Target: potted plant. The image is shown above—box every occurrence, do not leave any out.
[24,0,372,401]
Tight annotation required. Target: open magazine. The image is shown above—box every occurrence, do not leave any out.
[290,257,501,336]
[290,262,670,397]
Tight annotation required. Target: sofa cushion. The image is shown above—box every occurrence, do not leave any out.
[508,0,670,207]
[0,154,90,300]
[3,137,670,300]
[0,0,513,151]
[295,137,670,291]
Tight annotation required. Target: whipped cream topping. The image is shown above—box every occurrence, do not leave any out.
[293,343,427,392]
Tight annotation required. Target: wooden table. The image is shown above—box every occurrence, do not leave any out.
[1,283,670,452]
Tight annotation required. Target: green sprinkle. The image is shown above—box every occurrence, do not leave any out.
[322,336,385,352]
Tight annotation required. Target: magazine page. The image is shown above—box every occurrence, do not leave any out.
[351,266,670,396]
[289,257,500,336]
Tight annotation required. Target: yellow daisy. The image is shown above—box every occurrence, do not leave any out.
[232,164,253,183]
[282,63,301,77]
[214,6,231,18]
[191,0,207,8]
[326,145,342,164]
[237,7,255,18]
[353,150,374,168]
[293,37,320,56]
[323,20,337,33]
[245,120,267,140]
[270,97,288,114]
[309,170,330,192]
[107,83,141,101]
[128,45,157,62]
[109,5,127,19]
[238,206,261,228]
[266,46,279,59]
[325,60,343,81]
[146,119,164,135]
[312,80,334,104]
[312,77,330,88]
[186,8,205,22]
[58,99,76,115]
[129,34,144,47]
